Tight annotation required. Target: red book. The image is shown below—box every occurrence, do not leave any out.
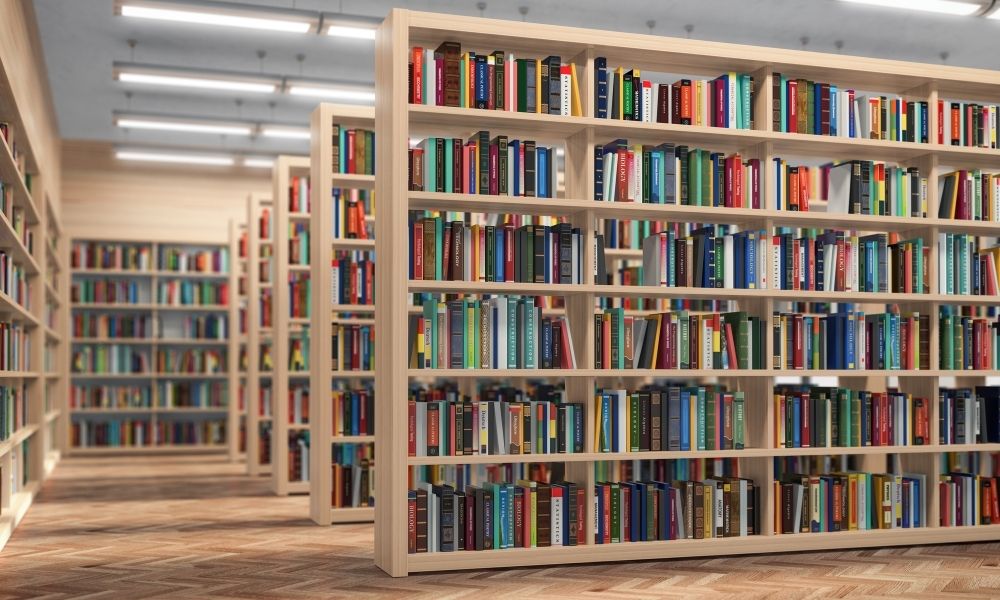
[442,226,452,280]
[503,223,515,282]
[411,47,424,104]
[801,390,811,447]
[937,99,944,144]
[734,156,744,208]
[513,490,523,547]
[951,104,960,145]
[602,484,611,544]
[427,405,440,455]
[787,80,798,133]
[346,131,357,174]
[714,78,724,128]
[466,492,476,549]
[724,155,735,208]
[725,322,738,369]
[576,488,586,545]
[622,485,631,542]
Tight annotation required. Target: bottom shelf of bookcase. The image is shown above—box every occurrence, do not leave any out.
[0,480,41,551]
[330,506,375,524]
[70,443,227,455]
[403,525,1000,573]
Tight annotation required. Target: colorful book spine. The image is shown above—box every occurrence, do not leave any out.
[821,161,927,217]
[641,227,768,289]
[157,380,227,408]
[71,343,145,374]
[937,100,1000,148]
[331,125,376,175]
[939,473,1000,526]
[155,348,225,374]
[939,387,1000,444]
[332,324,373,371]
[157,280,229,306]
[331,253,375,305]
[71,242,152,271]
[69,384,151,409]
[332,443,375,508]
[332,387,375,436]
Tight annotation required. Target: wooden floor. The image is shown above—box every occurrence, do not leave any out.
[2,456,999,599]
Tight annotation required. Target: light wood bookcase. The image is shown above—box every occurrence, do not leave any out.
[69,236,236,455]
[227,220,243,462]
[271,156,311,496]
[308,103,376,525]
[245,193,274,477]
[375,9,1000,576]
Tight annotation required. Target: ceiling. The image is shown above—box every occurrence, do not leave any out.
[31,0,1000,158]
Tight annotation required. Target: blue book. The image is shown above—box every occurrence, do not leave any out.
[595,57,609,119]
[650,151,661,203]
[594,145,604,201]
[680,389,691,451]
[510,140,520,196]
[813,83,822,134]
[475,57,488,107]
[610,392,620,452]
[793,396,801,448]
[773,157,783,209]
[747,232,756,289]
[497,484,509,548]
[537,147,548,198]
[495,227,505,281]
[830,85,838,136]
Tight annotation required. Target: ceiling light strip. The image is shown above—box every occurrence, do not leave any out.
[116,0,317,33]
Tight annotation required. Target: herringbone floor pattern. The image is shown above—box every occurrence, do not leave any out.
[2,455,999,599]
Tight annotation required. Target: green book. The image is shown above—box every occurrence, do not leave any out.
[850,390,862,447]
[507,297,517,369]
[434,217,444,280]
[678,310,690,369]
[689,149,701,206]
[524,304,536,369]
[516,59,528,112]
[472,301,481,369]
[443,138,454,194]
[780,75,788,132]
[610,482,621,543]
[701,150,711,208]
[704,391,714,451]
[629,393,640,452]
[623,76,633,120]
[733,391,745,449]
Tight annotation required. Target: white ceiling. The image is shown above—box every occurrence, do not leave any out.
[31,0,1000,157]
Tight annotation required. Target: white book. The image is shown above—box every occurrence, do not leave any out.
[507,53,516,111]
[739,479,748,537]
[771,236,781,291]
[758,235,768,289]
[615,389,627,452]
[792,483,804,534]
[702,318,712,368]
[561,316,578,368]
[560,69,571,117]
[642,234,661,286]
[826,162,852,214]
[674,488,686,539]
[463,227,472,281]
[492,400,506,454]
[604,152,616,201]
[331,264,340,303]
[642,82,652,123]
[425,48,436,107]
[551,492,564,546]
[723,236,734,288]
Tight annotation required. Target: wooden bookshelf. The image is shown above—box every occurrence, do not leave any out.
[309,103,376,525]
[375,9,1000,576]
[69,237,235,454]
[234,221,249,463]
[245,193,273,477]
[271,156,311,495]
[226,220,243,462]
[0,45,67,549]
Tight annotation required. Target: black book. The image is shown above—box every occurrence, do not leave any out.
[543,56,561,115]
[455,492,466,550]
[491,51,505,110]
[496,135,508,195]
[533,225,545,283]
[415,488,429,552]
[595,233,607,285]
[435,137,446,193]
[476,130,490,195]
[524,141,536,197]
[525,59,537,113]
[448,301,464,369]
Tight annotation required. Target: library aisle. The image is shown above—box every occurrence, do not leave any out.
[0,455,996,598]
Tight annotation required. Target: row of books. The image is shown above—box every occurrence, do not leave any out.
[258,288,272,328]
[775,386,930,449]
[408,297,578,370]
[409,44,582,116]
[596,63,754,129]
[289,333,309,371]
[595,386,745,453]
[410,218,585,284]
[71,278,144,305]
[257,386,272,418]
[259,207,272,239]
[773,311,930,371]
[257,422,272,465]
[69,384,151,410]
[288,430,310,482]
[640,227,768,290]
[408,479,584,553]
[940,100,999,148]
[179,314,228,340]
[595,142,760,208]
[772,75,929,142]
[158,247,229,275]
[776,471,926,533]
[408,385,581,457]
[939,387,1000,445]
[332,254,374,306]
[157,280,229,307]
[408,134,556,198]
[158,381,227,409]
[940,473,1000,527]
[331,188,372,240]
[332,125,374,175]
[0,321,29,372]
[289,222,310,266]
[332,387,374,437]
[289,176,310,214]
[825,161,928,217]
[939,310,1000,371]
[288,385,310,425]
[0,385,26,441]
[595,309,766,371]
[937,170,1000,221]
[331,324,372,372]
[289,272,310,318]
[771,231,928,294]
[157,420,226,446]
[938,233,1000,296]
[10,207,33,255]
[332,444,374,508]
[0,252,29,307]
[154,348,224,374]
[71,345,148,374]
[72,314,155,340]
[596,476,759,543]
[71,419,150,448]
[71,242,152,271]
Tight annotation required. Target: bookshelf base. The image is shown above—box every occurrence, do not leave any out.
[401,526,1000,574]
[0,481,41,551]
[329,507,375,524]
[69,444,227,456]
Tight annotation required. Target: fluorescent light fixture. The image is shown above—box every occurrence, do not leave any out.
[116,149,235,166]
[115,114,252,135]
[115,0,318,33]
[260,126,311,140]
[839,0,984,15]
[114,62,281,94]
[287,81,375,103]
[243,157,276,168]
[321,15,379,39]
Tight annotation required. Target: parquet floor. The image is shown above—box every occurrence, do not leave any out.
[2,455,999,600]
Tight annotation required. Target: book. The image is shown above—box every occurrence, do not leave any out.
[822,161,927,217]
[776,471,924,533]
[937,99,999,148]
[641,227,768,290]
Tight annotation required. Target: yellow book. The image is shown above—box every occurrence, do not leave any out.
[649,314,663,366]
[693,80,702,127]
[848,473,858,530]
[535,59,542,114]
[570,63,583,117]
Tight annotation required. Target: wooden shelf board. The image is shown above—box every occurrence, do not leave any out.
[0,136,40,224]
[332,239,375,251]
[0,371,39,379]
[0,424,40,457]
[330,173,376,189]
[331,435,375,443]
[44,409,61,423]
[70,444,227,455]
[330,506,375,523]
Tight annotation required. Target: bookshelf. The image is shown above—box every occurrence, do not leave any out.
[245,193,273,476]
[375,9,1000,576]
[69,237,235,454]
[0,73,67,550]
[309,103,376,525]
[227,220,243,462]
[271,156,311,495]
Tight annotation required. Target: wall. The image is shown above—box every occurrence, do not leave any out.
[61,140,270,244]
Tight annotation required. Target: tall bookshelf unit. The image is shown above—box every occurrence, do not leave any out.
[0,78,66,550]
[271,156,312,495]
[375,9,1000,576]
[245,193,274,476]
[227,220,243,462]
[309,103,376,525]
[69,237,235,454]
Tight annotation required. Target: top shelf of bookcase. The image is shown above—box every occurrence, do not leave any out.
[402,11,1000,102]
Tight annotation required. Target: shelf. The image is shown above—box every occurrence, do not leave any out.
[44,409,60,423]
[43,326,60,342]
[404,525,1000,573]
[331,173,376,189]
[0,211,40,275]
[331,435,375,444]
[331,304,375,314]
[71,302,229,312]
[155,271,229,279]
[0,136,40,224]
[70,443,227,455]
[330,370,374,379]
[156,407,229,414]
[71,269,154,276]
[331,238,375,251]
[156,304,229,312]
[0,424,39,458]
[0,290,38,326]
[331,317,375,325]
[330,506,375,523]
[71,373,228,380]
[0,371,38,379]
[71,337,227,345]
[71,407,154,414]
